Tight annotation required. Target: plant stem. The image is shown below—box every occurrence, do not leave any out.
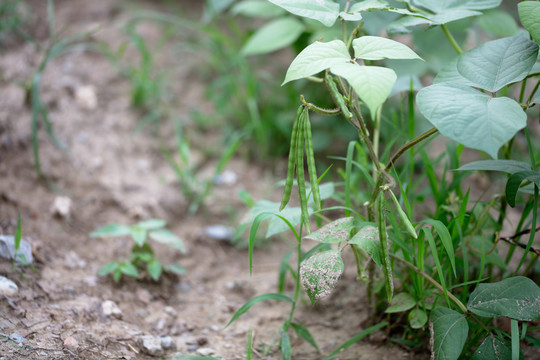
[286,225,304,328]
[390,254,468,314]
[385,127,439,171]
[301,95,341,116]
[441,24,463,54]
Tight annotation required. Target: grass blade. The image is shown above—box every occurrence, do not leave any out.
[344,140,356,217]
[421,219,456,277]
[422,228,451,308]
[511,319,519,360]
[291,322,319,352]
[281,332,292,360]
[14,213,22,251]
[246,330,253,360]
[226,293,293,328]
[323,322,388,360]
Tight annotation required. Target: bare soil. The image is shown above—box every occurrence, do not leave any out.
[0,1,460,359]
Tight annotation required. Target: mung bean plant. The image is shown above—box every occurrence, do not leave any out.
[229,1,540,359]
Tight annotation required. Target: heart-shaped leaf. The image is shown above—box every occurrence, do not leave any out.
[330,62,397,119]
[348,225,383,266]
[304,217,355,244]
[430,307,469,360]
[241,17,305,56]
[472,335,522,360]
[413,0,501,13]
[434,57,475,86]
[409,308,428,329]
[467,276,540,321]
[417,83,527,158]
[385,292,416,313]
[518,1,540,44]
[283,40,350,85]
[457,35,539,92]
[300,249,344,304]
[268,0,340,27]
[352,36,423,61]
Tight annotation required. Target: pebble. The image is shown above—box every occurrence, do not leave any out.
[64,251,87,269]
[204,225,235,243]
[187,344,199,352]
[160,336,175,350]
[0,235,33,264]
[100,300,122,319]
[138,335,164,357]
[9,333,26,344]
[213,170,237,185]
[50,196,72,218]
[75,85,97,110]
[196,348,216,356]
[0,276,18,296]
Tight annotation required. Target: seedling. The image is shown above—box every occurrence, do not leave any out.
[90,219,186,282]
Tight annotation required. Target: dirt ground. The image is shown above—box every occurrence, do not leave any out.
[0,1,428,359]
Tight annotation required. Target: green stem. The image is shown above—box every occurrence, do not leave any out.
[300,95,341,116]
[385,127,439,171]
[441,24,463,54]
[526,79,540,105]
[390,254,468,314]
[286,224,304,328]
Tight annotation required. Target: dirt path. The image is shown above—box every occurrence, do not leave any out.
[0,1,425,359]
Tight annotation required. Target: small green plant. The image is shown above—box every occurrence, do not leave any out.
[0,0,23,43]
[90,219,186,282]
[26,0,94,178]
[230,0,540,359]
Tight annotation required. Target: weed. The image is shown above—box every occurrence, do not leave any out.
[229,1,540,359]
[90,219,186,282]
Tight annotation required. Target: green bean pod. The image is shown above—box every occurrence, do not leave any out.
[303,110,321,211]
[378,191,393,302]
[388,189,418,239]
[326,74,353,119]
[279,105,303,211]
[296,110,310,233]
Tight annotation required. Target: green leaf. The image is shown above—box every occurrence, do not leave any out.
[417,83,527,159]
[457,35,539,92]
[421,219,456,277]
[90,224,131,237]
[242,200,307,239]
[434,57,475,86]
[283,40,350,85]
[456,160,531,174]
[535,88,540,104]
[386,16,431,35]
[163,263,186,276]
[409,308,428,329]
[14,213,21,251]
[98,262,119,276]
[352,36,422,61]
[430,307,469,360]
[430,9,481,25]
[280,332,291,360]
[241,17,305,56]
[119,262,139,278]
[226,293,293,327]
[330,63,396,119]
[136,219,166,230]
[268,0,340,27]
[477,9,518,37]
[385,292,416,313]
[230,0,286,18]
[147,259,163,281]
[303,216,354,244]
[349,225,382,267]
[506,170,540,207]
[130,226,147,246]
[149,228,186,253]
[414,0,501,13]
[291,322,319,352]
[323,322,387,360]
[340,0,428,22]
[518,1,540,44]
[300,249,344,304]
[472,335,522,360]
[467,276,540,321]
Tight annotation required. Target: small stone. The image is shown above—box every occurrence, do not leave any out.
[64,251,87,269]
[0,235,33,264]
[138,335,164,356]
[204,225,235,243]
[136,288,152,304]
[160,336,175,350]
[196,348,216,356]
[50,196,72,218]
[0,276,18,296]
[101,300,122,319]
[75,85,97,110]
[213,170,237,185]
[210,325,220,332]
[64,335,79,350]
[9,333,26,344]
